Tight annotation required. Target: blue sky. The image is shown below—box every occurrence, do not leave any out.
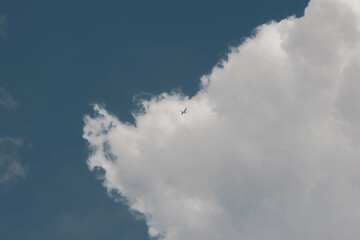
[0,0,317,239]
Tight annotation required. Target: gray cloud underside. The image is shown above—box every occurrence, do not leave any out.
[83,0,360,239]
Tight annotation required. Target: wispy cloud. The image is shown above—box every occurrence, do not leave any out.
[0,16,24,184]
[0,87,17,108]
[84,0,360,239]
[0,137,26,184]
[0,14,7,38]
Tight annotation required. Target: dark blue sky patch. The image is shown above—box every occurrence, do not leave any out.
[92,166,106,180]
[102,141,118,163]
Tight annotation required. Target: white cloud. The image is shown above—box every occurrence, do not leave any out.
[83,0,360,239]
[0,137,26,184]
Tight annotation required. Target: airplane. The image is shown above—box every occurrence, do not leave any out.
[180,108,188,115]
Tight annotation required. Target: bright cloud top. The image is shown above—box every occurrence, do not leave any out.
[83,0,360,239]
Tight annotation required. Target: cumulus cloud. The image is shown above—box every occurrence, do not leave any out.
[83,0,360,239]
[0,87,16,108]
[0,137,26,184]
